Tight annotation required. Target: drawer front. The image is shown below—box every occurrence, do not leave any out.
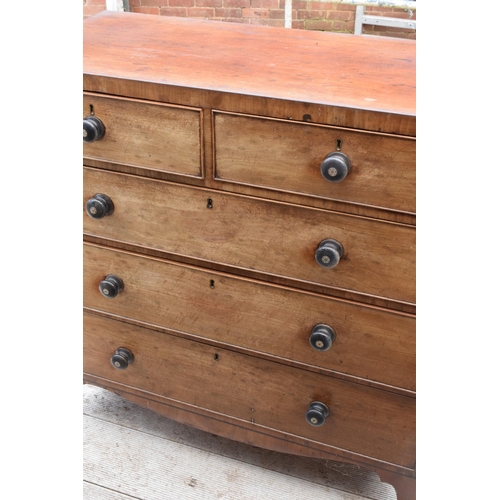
[84,244,415,391]
[84,312,416,468]
[83,93,202,177]
[84,168,415,304]
[214,112,415,213]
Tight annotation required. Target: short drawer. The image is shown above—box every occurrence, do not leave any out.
[83,93,202,177]
[84,244,415,391]
[84,168,415,304]
[214,112,415,213]
[84,311,416,468]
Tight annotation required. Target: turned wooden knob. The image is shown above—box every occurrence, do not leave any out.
[83,116,105,143]
[86,193,114,219]
[320,152,351,182]
[309,324,335,352]
[99,275,124,299]
[315,239,343,268]
[305,401,329,427]
[110,347,134,370]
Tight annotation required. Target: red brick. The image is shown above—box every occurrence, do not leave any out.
[292,20,305,29]
[141,0,170,6]
[250,0,278,8]
[309,2,333,10]
[335,4,355,11]
[248,18,283,26]
[196,0,223,6]
[223,0,250,7]
[131,7,160,14]
[220,17,247,23]
[344,20,354,32]
[327,10,353,21]
[305,19,333,31]
[269,9,284,19]
[242,8,270,17]
[84,0,106,5]
[293,1,307,9]
[129,0,141,6]
[187,6,215,16]
[298,10,325,20]
[169,0,195,6]
[332,21,350,31]
[160,7,187,16]
[214,8,242,17]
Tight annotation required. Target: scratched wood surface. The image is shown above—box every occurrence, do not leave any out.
[83,243,415,392]
[84,384,398,500]
[83,12,415,119]
[83,168,416,306]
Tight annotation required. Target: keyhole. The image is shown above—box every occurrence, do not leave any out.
[207,198,213,209]
[210,279,215,289]
[336,139,342,151]
[89,104,94,116]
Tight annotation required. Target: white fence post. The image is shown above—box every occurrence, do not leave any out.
[106,0,125,11]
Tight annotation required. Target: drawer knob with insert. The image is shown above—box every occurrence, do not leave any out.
[83,115,105,143]
[320,152,351,183]
[98,274,124,299]
[110,347,135,370]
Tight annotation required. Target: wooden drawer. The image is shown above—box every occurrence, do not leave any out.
[84,167,415,304]
[214,112,415,213]
[84,244,415,391]
[84,311,416,468]
[83,93,203,177]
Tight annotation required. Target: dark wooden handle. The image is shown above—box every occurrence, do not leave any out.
[315,239,343,268]
[305,401,329,427]
[110,347,134,370]
[320,152,351,182]
[86,193,114,219]
[83,116,105,143]
[99,275,124,299]
[309,324,335,352]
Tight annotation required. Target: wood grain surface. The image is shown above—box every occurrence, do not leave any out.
[214,112,415,214]
[83,93,202,177]
[84,312,416,469]
[83,12,415,132]
[84,243,415,392]
[84,167,416,304]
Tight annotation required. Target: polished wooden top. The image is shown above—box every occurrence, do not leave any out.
[83,11,415,117]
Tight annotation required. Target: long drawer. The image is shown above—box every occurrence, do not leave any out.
[84,311,416,468]
[83,93,203,177]
[83,168,416,304]
[214,112,416,213]
[84,244,415,391]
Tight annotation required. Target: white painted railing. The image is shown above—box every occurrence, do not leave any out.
[284,0,416,32]
[106,0,130,11]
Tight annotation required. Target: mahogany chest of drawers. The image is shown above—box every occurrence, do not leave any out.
[83,11,416,499]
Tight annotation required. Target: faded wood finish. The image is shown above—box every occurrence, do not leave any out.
[214,112,416,214]
[83,93,203,177]
[84,312,416,469]
[84,243,415,392]
[84,167,415,305]
[83,12,415,136]
[83,12,416,499]
[84,234,416,315]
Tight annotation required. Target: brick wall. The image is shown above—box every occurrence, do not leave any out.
[83,0,416,38]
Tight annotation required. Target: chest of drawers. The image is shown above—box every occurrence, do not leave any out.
[83,11,416,499]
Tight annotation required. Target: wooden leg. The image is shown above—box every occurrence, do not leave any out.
[378,469,416,500]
